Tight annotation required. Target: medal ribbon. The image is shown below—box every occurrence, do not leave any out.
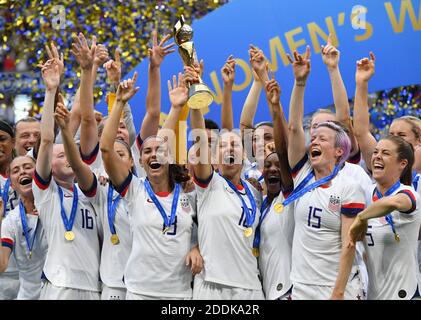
[252,197,272,253]
[412,172,419,191]
[1,178,10,217]
[107,184,121,237]
[144,179,180,231]
[222,175,257,228]
[281,165,340,208]
[57,184,79,233]
[19,201,39,258]
[374,180,401,239]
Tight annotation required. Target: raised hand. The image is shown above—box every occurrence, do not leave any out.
[39,59,60,91]
[116,71,140,104]
[54,98,70,130]
[103,49,122,86]
[287,46,311,83]
[265,74,281,106]
[221,55,236,87]
[168,73,188,108]
[193,58,204,78]
[148,30,175,68]
[183,65,200,84]
[321,34,340,70]
[355,52,375,84]
[45,42,64,77]
[249,45,268,80]
[265,141,276,157]
[71,33,97,70]
[93,44,109,68]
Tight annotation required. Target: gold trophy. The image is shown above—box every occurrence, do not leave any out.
[174,15,213,110]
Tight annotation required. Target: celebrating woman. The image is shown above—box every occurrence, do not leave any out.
[100,72,202,300]
[187,65,264,300]
[253,76,294,300]
[349,135,420,299]
[0,156,47,299]
[33,57,101,299]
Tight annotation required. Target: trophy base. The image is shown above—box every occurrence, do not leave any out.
[187,83,214,110]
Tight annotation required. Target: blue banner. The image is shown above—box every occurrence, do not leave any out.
[96,0,421,131]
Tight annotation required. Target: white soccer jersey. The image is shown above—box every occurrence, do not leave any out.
[343,162,373,188]
[87,182,131,289]
[258,194,294,299]
[363,184,421,300]
[194,172,263,291]
[32,171,101,292]
[0,175,20,286]
[117,173,197,298]
[1,206,48,299]
[290,155,366,287]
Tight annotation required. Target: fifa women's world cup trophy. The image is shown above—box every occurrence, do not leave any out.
[173,15,214,110]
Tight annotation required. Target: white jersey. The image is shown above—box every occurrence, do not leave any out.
[363,184,421,300]
[1,206,48,299]
[194,172,263,291]
[343,162,373,187]
[0,175,20,285]
[87,182,131,289]
[290,156,366,286]
[258,194,294,299]
[117,173,197,298]
[32,171,101,292]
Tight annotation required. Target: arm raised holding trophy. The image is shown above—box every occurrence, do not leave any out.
[173,15,213,110]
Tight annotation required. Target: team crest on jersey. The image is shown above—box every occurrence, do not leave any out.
[328,195,341,212]
[180,196,191,213]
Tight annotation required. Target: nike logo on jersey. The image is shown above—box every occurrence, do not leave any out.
[146,198,154,203]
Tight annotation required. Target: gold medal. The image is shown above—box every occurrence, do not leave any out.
[64,231,75,241]
[29,251,32,259]
[252,248,260,257]
[274,203,284,214]
[394,233,400,242]
[162,226,170,234]
[244,227,253,237]
[110,234,120,245]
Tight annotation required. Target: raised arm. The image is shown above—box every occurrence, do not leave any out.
[103,50,136,146]
[160,73,188,132]
[157,73,188,156]
[36,59,60,180]
[190,108,212,181]
[264,76,293,191]
[100,73,139,188]
[141,31,175,140]
[286,46,311,168]
[71,33,99,156]
[54,102,95,191]
[91,43,109,86]
[45,42,81,141]
[353,52,377,170]
[321,35,359,156]
[239,46,266,133]
[221,55,235,130]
